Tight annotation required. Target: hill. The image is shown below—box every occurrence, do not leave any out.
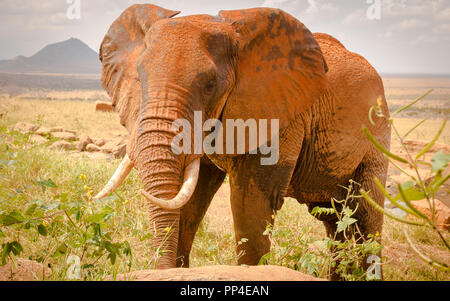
[0,38,101,74]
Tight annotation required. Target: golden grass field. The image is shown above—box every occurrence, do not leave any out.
[0,76,449,281]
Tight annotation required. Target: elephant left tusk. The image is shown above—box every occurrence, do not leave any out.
[94,154,134,200]
[141,158,200,210]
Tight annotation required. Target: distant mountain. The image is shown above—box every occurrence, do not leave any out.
[0,38,101,74]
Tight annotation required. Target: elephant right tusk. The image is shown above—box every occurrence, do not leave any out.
[94,154,134,200]
[141,158,200,210]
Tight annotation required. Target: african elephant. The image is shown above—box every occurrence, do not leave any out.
[95,4,391,279]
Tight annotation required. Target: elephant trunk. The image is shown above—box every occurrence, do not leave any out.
[135,85,196,268]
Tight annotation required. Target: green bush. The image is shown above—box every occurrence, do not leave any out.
[362,90,449,272]
[0,125,160,280]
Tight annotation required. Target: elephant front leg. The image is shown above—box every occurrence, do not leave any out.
[230,180,274,265]
[176,158,226,267]
[229,121,304,265]
[229,158,297,265]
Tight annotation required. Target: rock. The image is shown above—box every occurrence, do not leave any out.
[384,199,408,218]
[0,258,51,281]
[101,138,126,154]
[29,134,48,145]
[49,127,77,134]
[114,265,326,281]
[85,143,101,152]
[95,101,115,112]
[35,126,51,136]
[411,199,450,230]
[86,152,112,160]
[112,143,127,159]
[48,140,74,151]
[12,122,39,134]
[386,206,408,218]
[52,131,78,141]
[80,134,92,144]
[93,138,106,147]
[49,126,64,133]
[76,141,84,151]
[76,134,93,151]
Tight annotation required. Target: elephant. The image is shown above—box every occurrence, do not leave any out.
[94,4,391,279]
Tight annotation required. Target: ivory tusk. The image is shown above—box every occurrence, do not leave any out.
[141,158,200,210]
[94,154,133,200]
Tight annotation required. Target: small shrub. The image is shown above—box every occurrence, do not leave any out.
[0,126,160,280]
[259,181,383,281]
[362,90,449,272]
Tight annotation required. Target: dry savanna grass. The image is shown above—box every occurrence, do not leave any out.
[392,118,450,145]
[383,76,450,119]
[0,78,449,280]
[0,95,126,139]
[17,90,109,101]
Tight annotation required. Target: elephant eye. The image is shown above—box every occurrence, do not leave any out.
[205,79,216,95]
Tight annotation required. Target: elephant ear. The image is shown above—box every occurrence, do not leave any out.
[218,8,328,129]
[99,4,180,132]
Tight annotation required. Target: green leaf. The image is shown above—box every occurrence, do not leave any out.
[258,253,271,265]
[139,233,153,242]
[25,204,38,216]
[1,242,24,264]
[1,243,10,266]
[37,224,48,236]
[430,174,450,194]
[108,252,117,265]
[59,192,69,202]
[0,229,4,238]
[431,150,450,173]
[53,243,67,256]
[311,206,336,217]
[75,209,81,222]
[92,223,102,237]
[0,210,25,225]
[9,241,23,255]
[397,184,430,222]
[86,213,105,224]
[40,202,60,211]
[122,241,132,257]
[34,178,57,192]
[336,216,357,233]
[392,182,426,201]
[104,233,112,241]
[238,238,248,245]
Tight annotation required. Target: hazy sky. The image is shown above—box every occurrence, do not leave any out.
[1,0,449,74]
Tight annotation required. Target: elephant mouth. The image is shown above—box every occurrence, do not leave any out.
[94,154,200,210]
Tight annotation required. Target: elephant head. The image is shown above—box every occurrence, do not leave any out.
[95,4,328,267]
